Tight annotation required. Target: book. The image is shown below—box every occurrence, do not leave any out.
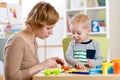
[66,14,74,32]
[91,20,106,32]
[66,14,71,32]
[97,0,105,6]
[88,0,99,7]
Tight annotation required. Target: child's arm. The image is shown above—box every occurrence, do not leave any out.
[65,41,80,67]
[91,42,103,67]
[87,59,93,68]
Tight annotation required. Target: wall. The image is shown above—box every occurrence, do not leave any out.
[109,0,120,60]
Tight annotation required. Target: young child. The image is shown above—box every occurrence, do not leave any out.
[65,13,103,69]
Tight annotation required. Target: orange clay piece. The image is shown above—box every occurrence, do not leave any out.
[62,66,69,70]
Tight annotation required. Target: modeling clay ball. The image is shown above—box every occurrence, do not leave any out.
[53,69,61,75]
[71,68,78,72]
[44,69,51,76]
[66,68,78,73]
[62,66,69,70]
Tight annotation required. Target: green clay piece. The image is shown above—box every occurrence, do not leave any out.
[44,70,51,76]
[53,70,61,75]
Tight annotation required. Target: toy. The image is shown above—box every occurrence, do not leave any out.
[44,69,62,76]
[44,69,51,76]
[70,71,89,75]
[96,65,102,69]
[89,69,102,74]
[61,66,69,70]
[65,68,78,73]
[66,67,89,74]
[102,63,108,75]
[108,63,113,74]
[113,62,120,74]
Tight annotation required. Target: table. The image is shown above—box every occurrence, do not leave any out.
[0,75,3,80]
[33,72,120,80]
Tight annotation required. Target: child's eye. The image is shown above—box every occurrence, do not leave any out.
[72,32,75,34]
[77,32,81,35]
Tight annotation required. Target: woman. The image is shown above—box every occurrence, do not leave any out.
[4,1,64,80]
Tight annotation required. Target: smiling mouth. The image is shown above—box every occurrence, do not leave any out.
[75,38,79,40]
[75,39,79,42]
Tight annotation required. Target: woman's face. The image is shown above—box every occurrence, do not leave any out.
[35,24,55,39]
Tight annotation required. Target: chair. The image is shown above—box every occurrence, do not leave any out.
[0,38,7,80]
[0,38,7,62]
[0,61,4,80]
[62,37,109,62]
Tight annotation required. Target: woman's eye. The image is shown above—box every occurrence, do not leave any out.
[47,27,52,30]
[47,28,50,30]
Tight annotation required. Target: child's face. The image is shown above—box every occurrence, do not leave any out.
[71,23,90,42]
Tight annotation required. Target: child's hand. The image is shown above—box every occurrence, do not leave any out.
[87,59,93,68]
[75,62,85,69]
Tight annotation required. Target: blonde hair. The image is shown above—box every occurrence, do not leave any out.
[25,1,59,28]
[70,13,91,28]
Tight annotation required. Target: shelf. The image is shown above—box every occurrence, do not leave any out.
[67,32,106,36]
[0,22,10,25]
[90,32,106,35]
[86,6,106,10]
[65,0,108,37]
[0,22,23,25]
[66,8,84,12]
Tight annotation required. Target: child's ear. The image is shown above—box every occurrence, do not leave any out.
[87,27,91,32]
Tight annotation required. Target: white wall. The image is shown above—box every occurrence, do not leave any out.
[109,0,120,60]
[22,0,65,19]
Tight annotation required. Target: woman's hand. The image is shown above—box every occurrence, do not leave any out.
[40,57,65,70]
[28,58,60,75]
[51,57,65,66]
[40,58,58,69]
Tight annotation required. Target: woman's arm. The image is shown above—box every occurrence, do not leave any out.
[4,40,31,80]
[28,57,64,75]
